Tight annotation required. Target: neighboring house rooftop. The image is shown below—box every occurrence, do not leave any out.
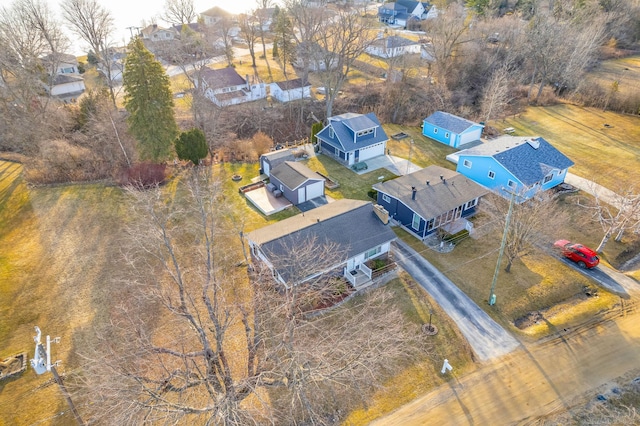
[424,111,479,134]
[274,77,310,91]
[370,36,418,49]
[374,166,488,219]
[200,67,246,90]
[317,112,388,151]
[459,136,575,185]
[52,74,84,85]
[200,6,232,18]
[262,148,294,162]
[271,161,323,190]
[42,52,78,65]
[247,199,396,281]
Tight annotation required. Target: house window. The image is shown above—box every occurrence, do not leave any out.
[329,127,334,138]
[463,159,472,168]
[445,132,450,138]
[507,180,516,189]
[357,129,373,137]
[466,198,478,209]
[433,128,438,134]
[411,213,421,230]
[427,218,435,231]
[382,194,391,203]
[488,170,495,179]
[279,184,284,191]
[543,173,553,184]
[364,246,382,259]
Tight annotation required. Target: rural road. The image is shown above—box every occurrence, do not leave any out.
[372,308,640,425]
[392,240,521,361]
[558,256,640,298]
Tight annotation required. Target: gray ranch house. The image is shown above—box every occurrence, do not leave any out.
[246,199,397,287]
[373,165,488,240]
[315,112,388,168]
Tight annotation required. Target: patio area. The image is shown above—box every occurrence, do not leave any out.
[353,155,421,176]
[244,186,293,216]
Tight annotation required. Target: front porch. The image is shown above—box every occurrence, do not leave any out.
[344,263,372,287]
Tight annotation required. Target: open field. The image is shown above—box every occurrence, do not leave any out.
[497,103,640,191]
[589,55,640,95]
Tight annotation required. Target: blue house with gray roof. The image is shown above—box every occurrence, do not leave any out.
[378,1,429,28]
[455,136,574,202]
[422,111,484,148]
[316,112,388,168]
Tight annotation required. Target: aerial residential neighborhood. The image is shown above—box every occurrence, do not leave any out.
[1,0,640,425]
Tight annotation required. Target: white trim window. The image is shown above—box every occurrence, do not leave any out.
[445,132,450,138]
[488,170,495,179]
[507,179,517,189]
[465,198,478,209]
[543,173,553,184]
[364,245,382,259]
[329,127,334,138]
[434,128,438,134]
[382,194,391,203]
[463,159,472,168]
[411,213,421,230]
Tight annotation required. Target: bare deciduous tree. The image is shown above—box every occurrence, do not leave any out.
[60,0,119,104]
[579,185,640,252]
[480,65,511,123]
[162,0,196,26]
[483,192,566,272]
[237,12,259,68]
[76,170,417,424]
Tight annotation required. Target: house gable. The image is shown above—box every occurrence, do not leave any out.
[316,112,387,152]
[270,161,324,191]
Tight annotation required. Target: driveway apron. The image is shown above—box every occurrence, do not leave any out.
[393,240,521,361]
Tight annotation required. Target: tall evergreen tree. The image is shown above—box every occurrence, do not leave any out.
[123,37,178,162]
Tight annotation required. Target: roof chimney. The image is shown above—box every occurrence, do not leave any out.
[426,180,430,186]
[440,175,444,181]
[411,186,417,200]
[316,218,320,223]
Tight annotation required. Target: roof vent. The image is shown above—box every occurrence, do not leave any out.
[440,175,444,181]
[411,186,417,200]
[426,180,430,186]
[527,138,540,149]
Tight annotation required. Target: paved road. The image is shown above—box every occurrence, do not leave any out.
[392,240,521,362]
[558,256,640,298]
[372,308,640,426]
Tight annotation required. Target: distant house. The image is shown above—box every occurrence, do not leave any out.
[421,44,435,62]
[140,24,176,42]
[260,149,295,176]
[246,199,396,287]
[196,66,266,107]
[270,78,311,102]
[315,112,389,168]
[254,7,276,31]
[46,74,86,101]
[373,166,488,240]
[422,111,484,148]
[455,136,574,202]
[268,161,325,205]
[378,0,429,28]
[200,6,232,26]
[365,36,421,58]
[41,53,85,101]
[293,41,339,72]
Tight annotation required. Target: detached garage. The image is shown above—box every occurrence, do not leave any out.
[269,161,325,205]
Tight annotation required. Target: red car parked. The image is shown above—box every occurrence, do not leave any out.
[554,240,600,269]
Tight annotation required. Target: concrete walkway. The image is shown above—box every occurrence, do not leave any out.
[359,155,421,176]
[565,173,621,207]
[392,240,521,362]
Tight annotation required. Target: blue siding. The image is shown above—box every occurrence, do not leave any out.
[269,174,299,204]
[422,122,451,145]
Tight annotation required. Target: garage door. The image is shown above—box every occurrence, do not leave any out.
[305,181,324,200]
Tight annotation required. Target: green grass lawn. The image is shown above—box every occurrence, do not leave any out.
[496,104,640,191]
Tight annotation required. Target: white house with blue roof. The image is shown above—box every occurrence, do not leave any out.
[455,136,574,202]
[422,111,484,148]
[315,112,389,167]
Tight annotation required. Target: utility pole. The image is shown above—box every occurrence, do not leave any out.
[31,327,85,425]
[488,190,516,306]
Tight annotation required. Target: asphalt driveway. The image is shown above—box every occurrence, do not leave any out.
[393,240,521,362]
[557,257,640,298]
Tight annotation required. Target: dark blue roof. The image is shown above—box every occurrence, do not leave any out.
[423,111,480,134]
[316,112,388,152]
[459,136,574,185]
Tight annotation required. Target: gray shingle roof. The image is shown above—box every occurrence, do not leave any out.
[262,149,295,164]
[316,112,388,152]
[274,77,310,91]
[247,199,396,282]
[373,165,488,220]
[270,161,324,190]
[458,136,574,185]
[370,36,419,49]
[200,67,246,90]
[423,111,479,134]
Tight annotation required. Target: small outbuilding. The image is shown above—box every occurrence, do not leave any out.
[422,111,484,148]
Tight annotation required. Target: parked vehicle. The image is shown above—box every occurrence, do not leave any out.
[554,239,600,268]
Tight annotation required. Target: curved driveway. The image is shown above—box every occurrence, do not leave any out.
[393,240,521,361]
